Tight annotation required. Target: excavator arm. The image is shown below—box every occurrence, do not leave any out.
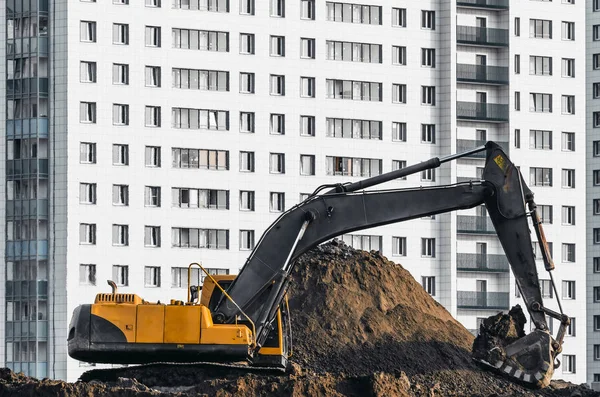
[215,142,564,387]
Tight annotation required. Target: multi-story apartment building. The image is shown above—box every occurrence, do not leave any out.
[0,0,595,384]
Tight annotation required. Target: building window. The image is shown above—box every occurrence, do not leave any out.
[172,108,229,130]
[270,192,285,212]
[421,276,435,296]
[146,0,161,7]
[561,243,575,263]
[421,238,435,258]
[270,74,285,95]
[79,264,96,285]
[80,142,97,164]
[240,112,255,133]
[80,21,97,42]
[562,206,575,226]
[392,160,407,180]
[171,188,229,209]
[80,61,97,83]
[529,167,552,187]
[112,144,129,166]
[514,17,520,36]
[562,169,575,188]
[112,184,129,206]
[240,33,255,54]
[112,104,129,126]
[240,0,254,15]
[421,169,435,182]
[326,118,382,140]
[239,72,255,94]
[300,77,316,98]
[596,287,600,302]
[79,183,97,204]
[514,54,521,74]
[239,151,255,172]
[514,129,521,148]
[270,35,285,56]
[300,0,315,20]
[300,38,316,59]
[172,28,229,51]
[300,154,315,176]
[269,153,285,174]
[240,230,255,250]
[172,148,229,170]
[595,316,600,331]
[561,21,575,40]
[562,355,576,374]
[145,186,161,207]
[144,226,161,247]
[595,0,600,11]
[392,46,407,66]
[595,112,600,128]
[240,190,255,211]
[561,132,574,151]
[112,63,129,85]
[145,146,161,167]
[595,25,600,41]
[112,23,129,45]
[144,106,161,127]
[326,40,382,63]
[326,79,382,101]
[561,58,575,77]
[172,0,228,11]
[533,205,551,225]
[595,228,600,244]
[145,66,161,87]
[421,10,435,30]
[529,56,552,76]
[595,83,600,99]
[392,122,407,142]
[80,102,96,123]
[392,84,407,104]
[145,26,161,47]
[539,279,553,298]
[392,8,406,27]
[561,95,575,115]
[114,0,129,4]
[270,0,285,17]
[112,224,129,246]
[530,93,552,112]
[79,223,96,245]
[421,124,436,144]
[326,2,381,25]
[112,265,129,287]
[300,115,316,136]
[529,19,552,39]
[326,156,381,177]
[595,54,600,70]
[529,130,552,150]
[270,113,285,134]
[595,258,600,273]
[392,237,407,256]
[421,86,435,106]
[340,234,381,251]
[144,266,161,287]
[595,200,600,216]
[562,281,575,299]
[514,92,521,111]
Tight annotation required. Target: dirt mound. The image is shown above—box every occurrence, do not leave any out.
[0,241,597,396]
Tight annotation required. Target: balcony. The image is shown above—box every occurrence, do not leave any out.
[6,240,48,259]
[457,215,496,234]
[6,159,49,178]
[5,280,48,300]
[457,253,509,272]
[457,26,509,47]
[458,291,509,309]
[6,118,49,138]
[456,64,508,85]
[6,199,49,219]
[457,0,509,10]
[456,139,509,159]
[456,102,509,122]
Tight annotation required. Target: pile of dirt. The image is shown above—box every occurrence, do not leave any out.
[0,241,597,396]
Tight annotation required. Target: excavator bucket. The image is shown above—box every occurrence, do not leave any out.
[472,307,557,388]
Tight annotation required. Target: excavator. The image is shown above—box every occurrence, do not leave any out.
[68,142,569,388]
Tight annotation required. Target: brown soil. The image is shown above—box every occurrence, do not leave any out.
[0,240,597,396]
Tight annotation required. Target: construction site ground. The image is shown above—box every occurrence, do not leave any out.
[0,241,597,396]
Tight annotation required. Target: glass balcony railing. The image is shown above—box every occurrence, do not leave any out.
[457,26,509,47]
[6,118,49,138]
[456,102,509,122]
[457,0,509,10]
[6,199,49,219]
[457,215,496,234]
[456,64,509,85]
[456,253,510,272]
[458,291,509,309]
[6,240,48,259]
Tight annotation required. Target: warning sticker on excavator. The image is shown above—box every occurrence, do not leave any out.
[493,154,507,172]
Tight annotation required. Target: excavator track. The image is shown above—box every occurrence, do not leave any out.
[79,361,285,384]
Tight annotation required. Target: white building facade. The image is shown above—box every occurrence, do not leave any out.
[1,0,596,384]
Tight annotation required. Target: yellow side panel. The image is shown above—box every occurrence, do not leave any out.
[91,304,137,343]
[200,324,252,345]
[164,306,201,344]
[257,311,283,356]
[136,305,165,343]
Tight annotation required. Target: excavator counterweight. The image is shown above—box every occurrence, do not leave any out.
[68,142,564,388]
